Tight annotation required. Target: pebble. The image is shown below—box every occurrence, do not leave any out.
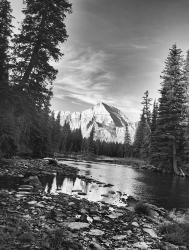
[66,222,90,230]
[132,221,140,227]
[143,228,158,238]
[133,241,149,249]
[112,235,127,240]
[88,229,104,236]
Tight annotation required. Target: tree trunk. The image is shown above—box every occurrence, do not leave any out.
[172,139,180,175]
[20,14,46,86]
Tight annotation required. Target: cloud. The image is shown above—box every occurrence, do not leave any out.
[51,45,143,121]
[53,46,115,104]
[130,44,148,50]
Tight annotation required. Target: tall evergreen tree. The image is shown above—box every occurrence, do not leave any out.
[141,90,152,125]
[7,0,72,156]
[151,100,159,133]
[12,0,72,111]
[60,122,71,153]
[151,44,187,174]
[88,126,95,155]
[150,100,159,161]
[133,110,146,158]
[0,0,16,157]
[0,0,12,92]
[123,124,131,157]
[184,50,189,163]
[133,91,152,159]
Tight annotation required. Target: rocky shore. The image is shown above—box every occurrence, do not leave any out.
[0,158,189,249]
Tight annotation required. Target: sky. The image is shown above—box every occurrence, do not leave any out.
[10,0,189,121]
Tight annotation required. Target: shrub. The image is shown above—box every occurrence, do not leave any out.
[43,229,84,250]
[134,201,152,216]
[159,221,189,246]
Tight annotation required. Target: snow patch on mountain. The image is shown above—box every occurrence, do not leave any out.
[58,103,136,143]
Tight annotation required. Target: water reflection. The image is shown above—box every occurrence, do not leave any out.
[39,174,125,206]
[60,158,189,209]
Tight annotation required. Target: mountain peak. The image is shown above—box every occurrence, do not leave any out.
[58,103,136,143]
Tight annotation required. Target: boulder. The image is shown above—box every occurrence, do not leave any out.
[66,222,90,231]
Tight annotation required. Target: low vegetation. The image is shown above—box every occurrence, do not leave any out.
[134,201,152,216]
[159,221,189,246]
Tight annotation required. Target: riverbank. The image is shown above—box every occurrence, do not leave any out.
[58,154,189,177]
[0,158,189,249]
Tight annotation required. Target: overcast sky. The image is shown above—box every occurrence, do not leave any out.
[10,0,189,121]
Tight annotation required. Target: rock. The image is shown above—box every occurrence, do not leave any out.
[101,194,109,197]
[125,206,134,212]
[16,191,30,197]
[104,183,113,187]
[132,221,140,227]
[143,228,158,238]
[112,235,127,240]
[78,192,87,195]
[164,242,179,250]
[35,202,45,208]
[18,185,33,191]
[24,176,42,191]
[133,242,149,249]
[89,241,106,250]
[80,208,87,214]
[93,216,101,222]
[126,230,132,235]
[88,229,104,236]
[72,190,82,193]
[66,222,90,231]
[27,200,37,205]
[109,190,116,194]
[43,158,58,165]
[79,214,88,222]
[87,216,93,223]
[68,202,75,206]
[107,212,123,219]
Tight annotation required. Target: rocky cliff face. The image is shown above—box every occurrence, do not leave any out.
[58,103,136,143]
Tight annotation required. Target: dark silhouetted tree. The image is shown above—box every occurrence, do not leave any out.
[151,44,187,174]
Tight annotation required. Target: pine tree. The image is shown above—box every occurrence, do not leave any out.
[0,0,16,157]
[141,90,152,125]
[8,0,72,156]
[0,0,12,93]
[123,124,131,157]
[60,122,71,153]
[88,126,95,155]
[51,112,62,153]
[151,44,187,174]
[133,91,152,159]
[12,0,72,111]
[133,110,146,158]
[184,50,189,164]
[151,100,159,133]
[150,100,159,160]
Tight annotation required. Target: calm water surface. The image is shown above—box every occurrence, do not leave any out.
[58,158,189,209]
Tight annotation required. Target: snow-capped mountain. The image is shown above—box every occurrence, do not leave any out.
[58,102,136,143]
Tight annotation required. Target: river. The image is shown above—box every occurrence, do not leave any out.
[56,158,189,209]
[1,158,189,209]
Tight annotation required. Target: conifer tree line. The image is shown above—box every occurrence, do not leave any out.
[1,0,189,173]
[0,0,72,157]
[55,123,132,158]
[133,44,189,174]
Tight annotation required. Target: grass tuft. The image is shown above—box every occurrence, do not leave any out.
[159,221,189,246]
